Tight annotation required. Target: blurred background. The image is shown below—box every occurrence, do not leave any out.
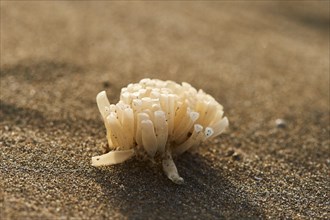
[1,1,329,219]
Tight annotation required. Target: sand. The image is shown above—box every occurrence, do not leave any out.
[1,1,329,219]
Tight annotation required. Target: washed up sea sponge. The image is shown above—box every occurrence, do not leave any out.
[92,78,228,184]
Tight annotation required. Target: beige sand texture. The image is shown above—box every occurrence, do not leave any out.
[1,1,329,219]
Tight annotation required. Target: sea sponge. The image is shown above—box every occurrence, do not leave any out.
[92,78,228,184]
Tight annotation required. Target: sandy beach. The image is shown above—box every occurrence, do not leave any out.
[1,2,329,219]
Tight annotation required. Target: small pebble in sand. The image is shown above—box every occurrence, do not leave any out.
[254,176,263,181]
[102,81,111,88]
[232,152,241,161]
[226,149,235,157]
[275,118,286,128]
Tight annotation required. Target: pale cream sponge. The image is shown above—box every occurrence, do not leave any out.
[92,78,229,184]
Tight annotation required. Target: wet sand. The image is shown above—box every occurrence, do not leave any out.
[1,2,329,219]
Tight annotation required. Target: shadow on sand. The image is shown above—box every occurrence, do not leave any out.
[91,153,264,219]
[0,101,101,137]
[0,59,84,82]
